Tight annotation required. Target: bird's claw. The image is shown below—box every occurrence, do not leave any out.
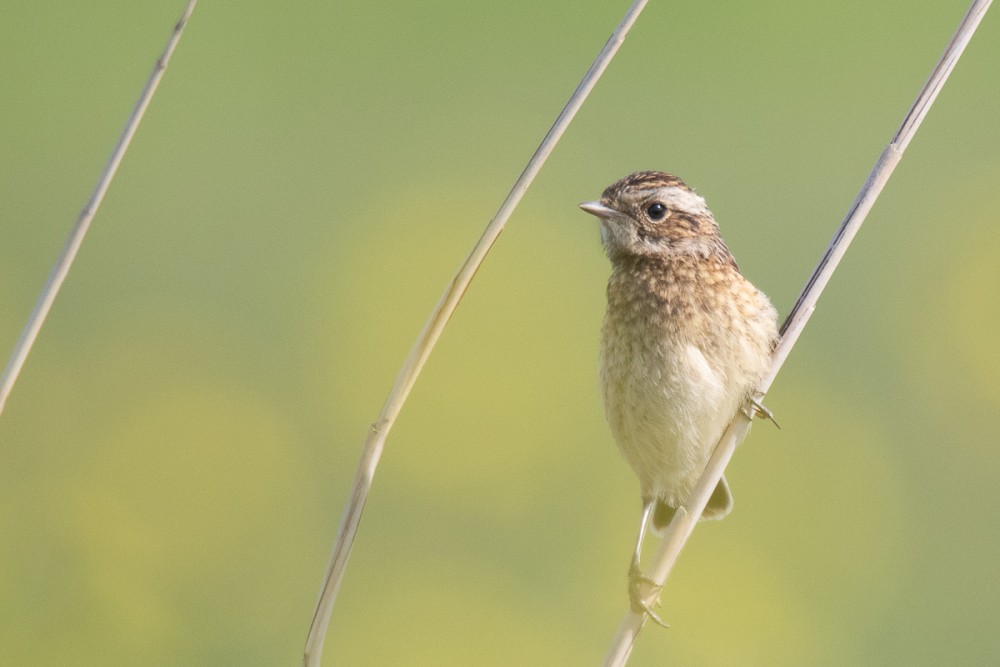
[628,563,669,628]
[746,396,780,429]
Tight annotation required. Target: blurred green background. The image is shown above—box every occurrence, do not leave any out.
[2,1,999,664]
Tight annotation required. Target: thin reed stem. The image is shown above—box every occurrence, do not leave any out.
[0,0,198,417]
[603,1,992,664]
[302,2,651,665]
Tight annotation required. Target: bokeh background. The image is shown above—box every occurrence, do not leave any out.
[2,1,999,664]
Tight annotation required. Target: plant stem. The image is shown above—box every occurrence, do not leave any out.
[302,2,652,665]
[603,1,993,663]
[0,0,198,417]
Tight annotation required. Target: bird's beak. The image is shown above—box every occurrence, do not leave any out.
[579,201,615,219]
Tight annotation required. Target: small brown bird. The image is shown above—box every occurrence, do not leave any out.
[580,171,778,625]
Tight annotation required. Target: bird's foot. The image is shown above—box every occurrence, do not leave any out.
[628,562,669,628]
[746,396,780,429]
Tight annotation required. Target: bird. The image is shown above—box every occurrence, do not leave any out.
[579,171,779,625]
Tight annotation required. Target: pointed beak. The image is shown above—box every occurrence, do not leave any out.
[579,201,615,219]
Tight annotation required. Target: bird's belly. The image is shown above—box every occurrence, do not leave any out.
[600,339,740,504]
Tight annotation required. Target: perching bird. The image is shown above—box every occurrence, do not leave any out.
[580,171,778,625]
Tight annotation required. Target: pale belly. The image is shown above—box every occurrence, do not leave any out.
[600,338,747,506]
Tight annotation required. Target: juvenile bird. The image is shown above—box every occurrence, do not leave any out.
[580,171,778,625]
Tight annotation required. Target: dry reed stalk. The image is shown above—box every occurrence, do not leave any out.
[0,0,199,417]
[603,1,993,663]
[302,2,652,665]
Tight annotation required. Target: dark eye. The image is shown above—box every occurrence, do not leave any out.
[646,202,667,221]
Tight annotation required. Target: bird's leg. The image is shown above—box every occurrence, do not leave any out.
[745,394,780,429]
[628,498,669,628]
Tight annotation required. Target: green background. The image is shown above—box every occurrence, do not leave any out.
[2,1,999,664]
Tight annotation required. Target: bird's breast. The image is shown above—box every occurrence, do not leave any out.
[598,260,775,499]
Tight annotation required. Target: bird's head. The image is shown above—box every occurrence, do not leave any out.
[580,171,722,262]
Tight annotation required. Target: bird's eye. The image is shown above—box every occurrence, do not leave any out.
[646,202,668,221]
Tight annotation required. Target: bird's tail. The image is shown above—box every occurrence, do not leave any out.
[652,475,733,532]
